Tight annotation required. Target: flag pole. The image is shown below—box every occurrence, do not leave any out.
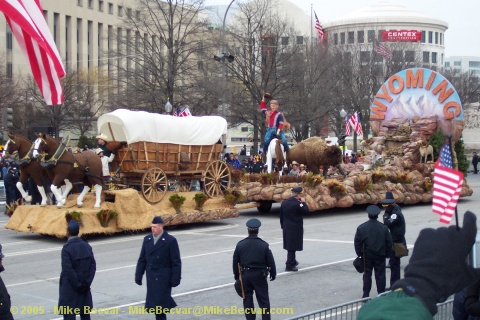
[446,134,460,230]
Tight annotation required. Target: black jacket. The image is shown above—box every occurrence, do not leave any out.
[383,204,406,243]
[280,196,309,251]
[354,219,393,257]
[233,235,276,279]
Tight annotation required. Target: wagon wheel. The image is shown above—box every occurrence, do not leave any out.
[141,167,168,203]
[204,160,231,198]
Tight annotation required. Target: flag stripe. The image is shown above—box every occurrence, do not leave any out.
[314,11,324,42]
[432,139,463,224]
[1,0,65,105]
[375,42,392,61]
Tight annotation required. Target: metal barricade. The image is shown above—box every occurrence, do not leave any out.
[286,297,454,320]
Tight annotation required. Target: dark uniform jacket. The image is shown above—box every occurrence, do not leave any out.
[58,237,96,311]
[135,231,182,309]
[252,161,264,173]
[383,204,406,243]
[354,219,392,257]
[0,275,13,320]
[232,235,276,279]
[280,196,309,251]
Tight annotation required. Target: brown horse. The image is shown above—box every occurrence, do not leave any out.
[3,134,50,206]
[32,133,103,209]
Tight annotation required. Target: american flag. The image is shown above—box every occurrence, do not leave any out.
[314,11,324,42]
[0,0,65,105]
[173,106,192,117]
[349,112,363,136]
[344,116,351,136]
[432,139,464,224]
[375,41,392,61]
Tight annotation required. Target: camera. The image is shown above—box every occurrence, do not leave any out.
[469,231,480,268]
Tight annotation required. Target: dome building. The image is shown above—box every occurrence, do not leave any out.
[323,2,448,69]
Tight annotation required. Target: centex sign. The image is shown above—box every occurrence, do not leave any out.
[382,30,422,42]
[370,68,462,121]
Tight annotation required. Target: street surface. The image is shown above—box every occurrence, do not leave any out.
[2,172,480,320]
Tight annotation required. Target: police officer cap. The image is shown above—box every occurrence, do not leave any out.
[246,218,261,229]
[381,191,395,204]
[366,205,381,216]
[152,216,164,224]
[68,220,80,234]
[291,186,303,193]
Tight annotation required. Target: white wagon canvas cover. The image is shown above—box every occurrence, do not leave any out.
[97,109,228,145]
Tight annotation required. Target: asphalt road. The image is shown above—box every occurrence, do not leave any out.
[2,173,480,320]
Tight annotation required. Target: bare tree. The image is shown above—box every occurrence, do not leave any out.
[111,0,212,113]
[25,67,110,137]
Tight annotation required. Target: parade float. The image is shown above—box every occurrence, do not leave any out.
[231,67,472,212]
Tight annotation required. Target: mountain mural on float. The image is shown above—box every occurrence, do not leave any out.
[384,94,444,121]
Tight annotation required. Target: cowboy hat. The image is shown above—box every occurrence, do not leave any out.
[292,161,299,165]
[263,93,274,100]
[95,148,104,155]
[96,133,108,141]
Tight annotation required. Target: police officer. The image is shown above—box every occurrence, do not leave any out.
[381,191,406,288]
[354,205,392,298]
[280,186,309,271]
[233,219,276,320]
[252,157,264,173]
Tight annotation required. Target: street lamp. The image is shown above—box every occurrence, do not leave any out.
[165,100,172,114]
[339,109,348,162]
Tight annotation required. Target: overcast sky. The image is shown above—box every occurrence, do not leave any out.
[204,0,480,57]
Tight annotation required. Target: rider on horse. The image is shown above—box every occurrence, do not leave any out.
[260,93,290,156]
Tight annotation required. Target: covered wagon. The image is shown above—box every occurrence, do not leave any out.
[97,109,231,203]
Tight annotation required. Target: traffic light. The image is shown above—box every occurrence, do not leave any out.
[2,107,13,130]
[337,134,347,146]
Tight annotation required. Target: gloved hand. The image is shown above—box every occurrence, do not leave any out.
[171,280,180,287]
[392,211,480,315]
[75,282,90,293]
[270,274,276,281]
[135,279,142,286]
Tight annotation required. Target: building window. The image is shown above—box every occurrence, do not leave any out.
[360,51,370,62]
[377,30,384,41]
[454,61,461,67]
[296,36,303,45]
[445,61,450,67]
[88,0,93,9]
[374,53,383,62]
[470,61,480,68]
[423,51,430,63]
[357,31,364,43]
[136,10,141,20]
[108,3,113,14]
[6,25,12,50]
[340,32,345,44]
[428,31,433,43]
[99,0,103,11]
[334,33,338,45]
[348,31,354,44]
[392,50,403,61]
[77,0,83,6]
[344,52,351,61]
[367,30,375,42]
[435,32,438,44]
[6,62,12,78]
[405,50,415,62]
[118,5,123,16]
[432,52,437,64]
[421,31,425,43]
[281,37,289,45]
[440,33,443,45]
[241,127,248,132]
[197,61,203,71]
[127,8,132,18]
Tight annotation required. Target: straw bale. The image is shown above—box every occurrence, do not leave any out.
[5,189,238,237]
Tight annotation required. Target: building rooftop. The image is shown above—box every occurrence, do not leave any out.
[324,1,448,29]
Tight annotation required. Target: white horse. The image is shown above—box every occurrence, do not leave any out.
[265,138,286,176]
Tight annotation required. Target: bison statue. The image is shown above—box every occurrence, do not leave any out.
[286,136,343,176]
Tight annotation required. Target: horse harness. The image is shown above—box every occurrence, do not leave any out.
[6,137,35,168]
[38,136,100,180]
